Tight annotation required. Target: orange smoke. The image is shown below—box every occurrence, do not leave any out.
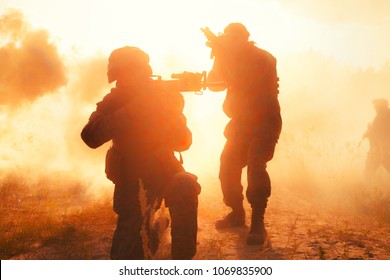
[0,9,67,107]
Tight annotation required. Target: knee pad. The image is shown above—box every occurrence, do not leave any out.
[165,172,201,207]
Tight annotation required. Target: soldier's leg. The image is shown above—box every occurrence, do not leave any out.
[246,138,277,245]
[110,180,144,259]
[165,172,201,260]
[216,139,247,229]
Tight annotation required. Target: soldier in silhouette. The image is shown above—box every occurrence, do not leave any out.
[81,46,201,259]
[363,98,390,178]
[205,23,282,245]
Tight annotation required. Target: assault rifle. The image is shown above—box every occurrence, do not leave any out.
[201,27,219,50]
[201,27,235,81]
[200,27,227,59]
[153,71,226,94]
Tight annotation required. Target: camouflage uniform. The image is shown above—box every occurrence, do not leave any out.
[207,23,282,244]
[81,47,200,259]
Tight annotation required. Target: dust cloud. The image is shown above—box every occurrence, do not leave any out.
[1,8,389,217]
[0,9,110,197]
[0,9,67,107]
[271,50,390,215]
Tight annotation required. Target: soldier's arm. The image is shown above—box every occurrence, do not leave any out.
[363,123,371,140]
[207,59,227,92]
[81,96,129,149]
[81,111,113,149]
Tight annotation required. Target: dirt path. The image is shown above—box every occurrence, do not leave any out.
[10,178,390,260]
[192,181,390,260]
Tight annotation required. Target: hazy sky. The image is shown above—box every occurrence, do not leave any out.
[1,0,390,69]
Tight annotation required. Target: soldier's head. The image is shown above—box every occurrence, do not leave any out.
[372,98,388,113]
[223,22,250,43]
[212,23,251,59]
[107,46,152,84]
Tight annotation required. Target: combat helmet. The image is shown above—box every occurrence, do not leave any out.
[107,46,152,83]
[223,22,250,41]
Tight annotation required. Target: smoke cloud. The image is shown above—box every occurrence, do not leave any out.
[270,49,390,212]
[0,9,110,195]
[0,9,67,107]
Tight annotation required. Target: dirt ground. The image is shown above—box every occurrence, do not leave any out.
[8,174,390,260]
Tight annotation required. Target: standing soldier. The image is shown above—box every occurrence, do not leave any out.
[363,98,390,178]
[81,46,201,259]
[203,23,282,245]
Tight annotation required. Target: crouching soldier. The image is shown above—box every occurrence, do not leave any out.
[81,46,201,259]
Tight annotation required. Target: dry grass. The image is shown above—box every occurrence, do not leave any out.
[0,172,115,260]
[1,166,390,260]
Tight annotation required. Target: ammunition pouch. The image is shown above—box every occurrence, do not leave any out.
[105,146,122,184]
[152,147,185,177]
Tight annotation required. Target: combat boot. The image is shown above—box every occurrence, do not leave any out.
[215,205,245,229]
[246,207,266,245]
